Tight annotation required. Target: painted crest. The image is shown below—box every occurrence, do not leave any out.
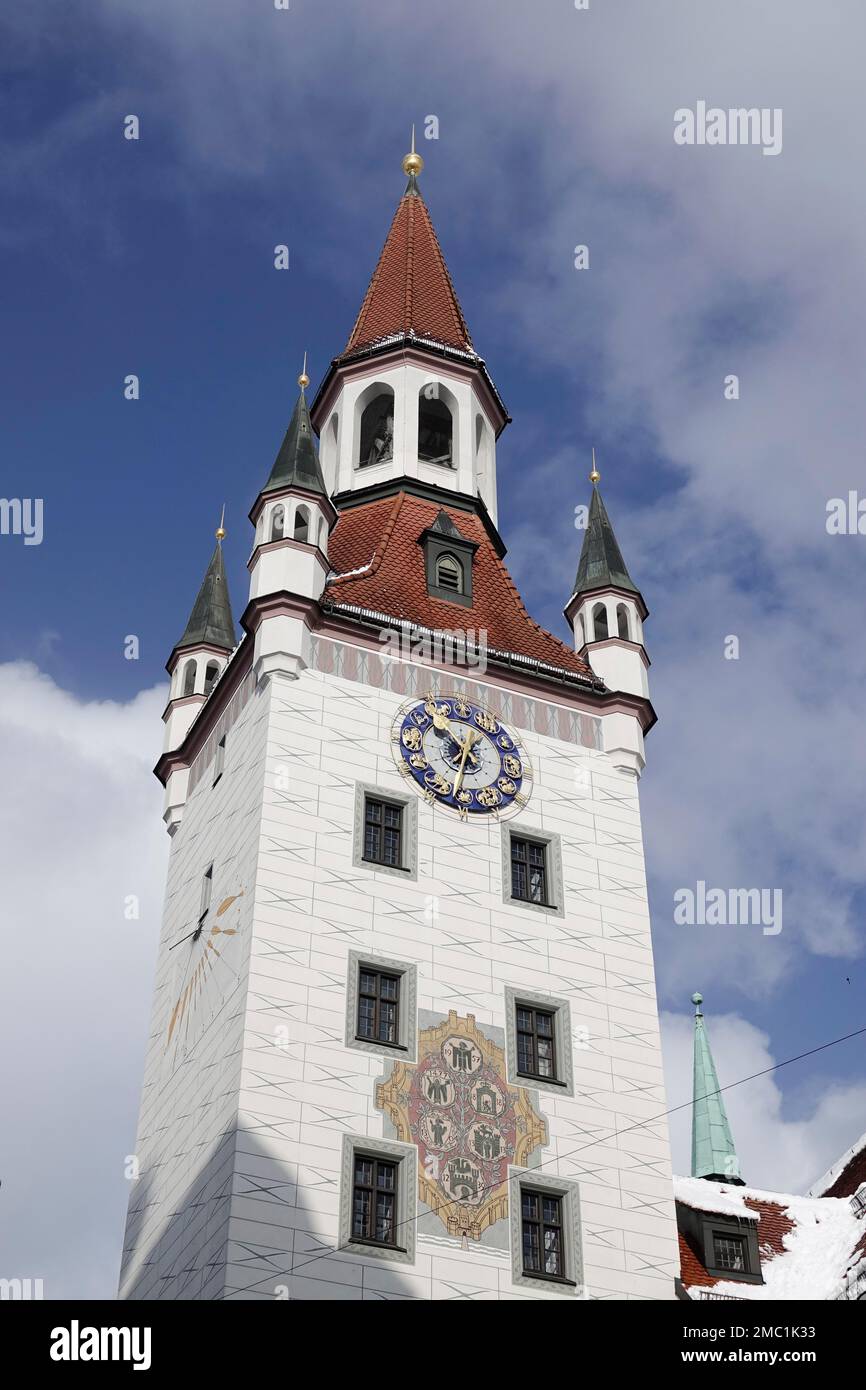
[376,1011,548,1241]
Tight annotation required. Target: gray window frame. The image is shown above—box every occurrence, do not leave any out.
[501,823,565,918]
[339,1133,417,1265]
[352,782,418,881]
[509,1169,583,1295]
[345,951,418,1062]
[504,985,574,1097]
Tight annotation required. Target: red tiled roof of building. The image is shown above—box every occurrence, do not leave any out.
[323,492,595,680]
[341,187,474,358]
[678,1232,716,1289]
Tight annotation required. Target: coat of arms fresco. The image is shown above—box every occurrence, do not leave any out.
[375,1010,548,1241]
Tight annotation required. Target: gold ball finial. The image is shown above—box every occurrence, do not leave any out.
[298,350,310,390]
[215,503,226,542]
[589,447,601,485]
[402,124,424,178]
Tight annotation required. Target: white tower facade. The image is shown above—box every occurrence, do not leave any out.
[120,154,677,1302]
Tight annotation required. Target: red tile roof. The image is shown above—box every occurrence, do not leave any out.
[341,188,474,358]
[323,491,595,679]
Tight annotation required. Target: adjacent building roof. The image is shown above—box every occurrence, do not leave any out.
[173,541,236,655]
[339,180,474,359]
[572,483,638,599]
[261,385,327,498]
[675,1176,866,1301]
[323,491,597,681]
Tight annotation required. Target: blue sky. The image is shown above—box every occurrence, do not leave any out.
[2,0,865,1295]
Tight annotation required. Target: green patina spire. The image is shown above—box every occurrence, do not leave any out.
[261,378,327,498]
[690,992,743,1185]
[174,535,236,655]
[572,480,638,599]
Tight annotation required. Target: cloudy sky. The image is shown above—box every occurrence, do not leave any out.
[2,0,865,1297]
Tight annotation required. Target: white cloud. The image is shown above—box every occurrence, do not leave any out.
[0,663,167,1299]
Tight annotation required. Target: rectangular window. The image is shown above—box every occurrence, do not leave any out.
[198,864,213,926]
[363,797,403,869]
[521,1189,564,1279]
[713,1234,747,1272]
[515,1004,557,1081]
[357,968,401,1046]
[511,837,548,905]
[352,1156,398,1246]
[213,734,226,786]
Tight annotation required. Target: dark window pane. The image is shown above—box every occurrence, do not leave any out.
[380,976,398,1000]
[521,1191,539,1221]
[352,1190,370,1239]
[383,827,400,865]
[378,1001,397,1042]
[354,1158,373,1186]
[375,1192,395,1243]
[364,825,378,861]
[384,805,401,828]
[376,1163,396,1192]
[529,868,544,902]
[543,1228,561,1276]
[517,1035,534,1073]
[359,972,376,995]
[516,1008,532,1031]
[523,1226,540,1271]
[536,1014,553,1037]
[542,1198,559,1225]
[366,801,382,825]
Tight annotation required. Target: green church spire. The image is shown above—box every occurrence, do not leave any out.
[690,992,743,1185]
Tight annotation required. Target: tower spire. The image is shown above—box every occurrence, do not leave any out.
[690,992,744,1185]
[174,526,236,655]
[260,373,327,498]
[572,472,637,598]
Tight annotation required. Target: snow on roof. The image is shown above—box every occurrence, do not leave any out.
[673,1176,759,1222]
[807,1128,866,1197]
[675,1173,866,1301]
[710,1191,863,1301]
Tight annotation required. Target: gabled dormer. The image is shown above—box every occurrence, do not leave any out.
[420,509,479,607]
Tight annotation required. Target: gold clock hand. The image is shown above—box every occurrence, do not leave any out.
[453,728,479,797]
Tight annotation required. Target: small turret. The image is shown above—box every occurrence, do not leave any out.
[162,515,236,829]
[247,362,336,682]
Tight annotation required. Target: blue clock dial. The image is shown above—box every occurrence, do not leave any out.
[391,693,532,821]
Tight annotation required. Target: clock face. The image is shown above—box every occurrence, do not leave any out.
[164,889,245,1067]
[391,692,532,821]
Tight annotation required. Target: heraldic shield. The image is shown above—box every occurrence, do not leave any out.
[375,1011,548,1241]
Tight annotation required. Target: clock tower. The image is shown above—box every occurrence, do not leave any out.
[119,143,678,1301]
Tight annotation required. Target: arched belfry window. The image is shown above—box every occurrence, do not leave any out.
[592,602,609,642]
[204,661,220,696]
[616,604,630,640]
[418,386,453,466]
[182,660,197,697]
[435,552,463,594]
[270,505,285,541]
[293,506,310,543]
[359,390,394,468]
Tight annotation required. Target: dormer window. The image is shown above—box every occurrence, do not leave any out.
[421,510,478,608]
[435,552,463,594]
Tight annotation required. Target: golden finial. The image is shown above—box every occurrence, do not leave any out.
[589,448,600,485]
[298,350,310,390]
[215,503,226,542]
[401,124,424,178]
